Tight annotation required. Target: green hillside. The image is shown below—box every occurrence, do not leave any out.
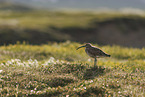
[0,10,145,47]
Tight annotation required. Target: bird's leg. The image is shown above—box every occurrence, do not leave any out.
[94,58,97,67]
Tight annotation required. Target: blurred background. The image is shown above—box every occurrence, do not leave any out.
[0,0,145,48]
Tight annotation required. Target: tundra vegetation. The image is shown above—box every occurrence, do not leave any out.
[0,42,144,96]
[0,6,145,96]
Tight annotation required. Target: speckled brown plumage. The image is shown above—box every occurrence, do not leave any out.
[85,44,110,58]
[77,43,110,66]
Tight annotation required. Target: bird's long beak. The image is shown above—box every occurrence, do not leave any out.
[76,45,86,50]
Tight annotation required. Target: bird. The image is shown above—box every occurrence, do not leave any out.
[76,43,110,67]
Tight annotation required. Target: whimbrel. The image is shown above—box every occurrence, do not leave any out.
[77,43,110,66]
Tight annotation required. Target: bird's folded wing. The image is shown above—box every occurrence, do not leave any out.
[88,47,106,57]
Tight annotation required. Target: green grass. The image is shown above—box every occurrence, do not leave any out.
[1,10,145,47]
[1,10,144,29]
[0,42,145,96]
[0,10,95,28]
[0,9,145,96]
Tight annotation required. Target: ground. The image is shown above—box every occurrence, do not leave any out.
[0,42,144,96]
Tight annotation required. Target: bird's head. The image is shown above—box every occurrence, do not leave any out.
[76,43,92,50]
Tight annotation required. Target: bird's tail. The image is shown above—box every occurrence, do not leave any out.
[105,54,111,57]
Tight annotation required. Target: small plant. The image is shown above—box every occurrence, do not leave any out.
[0,42,144,96]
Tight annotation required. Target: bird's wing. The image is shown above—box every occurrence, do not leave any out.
[88,47,106,57]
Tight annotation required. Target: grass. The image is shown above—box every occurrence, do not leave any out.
[1,10,145,47]
[0,9,145,96]
[1,10,144,29]
[0,42,145,96]
[0,10,96,28]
